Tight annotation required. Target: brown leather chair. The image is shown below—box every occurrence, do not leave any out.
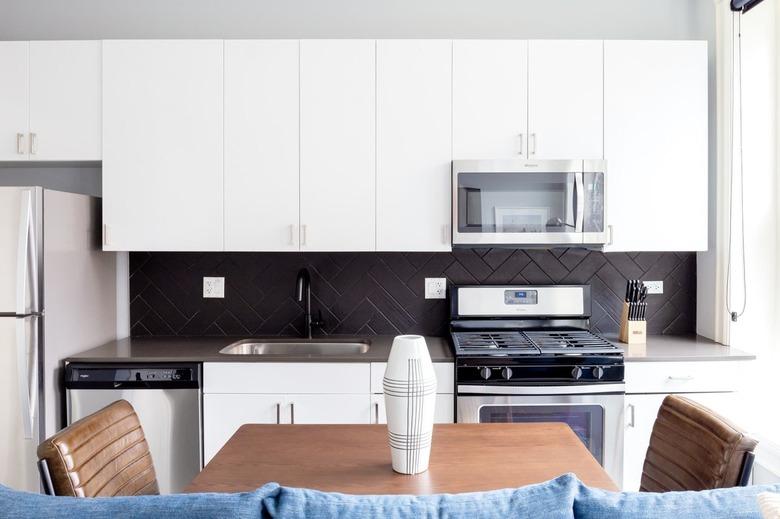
[37,399,159,497]
[640,394,757,492]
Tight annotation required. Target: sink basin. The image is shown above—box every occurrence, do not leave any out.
[219,339,370,355]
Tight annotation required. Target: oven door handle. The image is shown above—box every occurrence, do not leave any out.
[457,384,625,396]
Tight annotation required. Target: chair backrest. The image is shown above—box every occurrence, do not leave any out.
[36,399,159,497]
[640,395,758,492]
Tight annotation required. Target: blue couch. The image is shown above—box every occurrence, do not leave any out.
[1,474,778,519]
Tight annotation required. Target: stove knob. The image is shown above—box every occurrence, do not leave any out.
[501,367,513,380]
[592,366,605,380]
[571,367,583,380]
[479,367,492,380]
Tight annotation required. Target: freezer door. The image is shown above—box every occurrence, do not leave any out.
[0,315,41,492]
[0,187,42,314]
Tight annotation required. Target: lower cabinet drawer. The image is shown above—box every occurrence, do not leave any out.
[625,361,746,394]
[204,362,370,394]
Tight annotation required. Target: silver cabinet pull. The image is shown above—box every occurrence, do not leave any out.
[374,402,380,424]
[276,402,281,424]
[667,375,695,381]
[301,225,307,247]
[518,133,524,155]
[530,133,537,155]
[16,133,25,155]
[290,402,295,424]
[288,224,296,246]
[627,403,635,428]
[29,133,37,155]
[441,224,450,245]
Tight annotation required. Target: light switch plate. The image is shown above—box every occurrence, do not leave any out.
[643,280,663,294]
[425,278,447,299]
[203,277,225,298]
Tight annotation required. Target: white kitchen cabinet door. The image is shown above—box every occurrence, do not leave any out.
[453,40,528,159]
[528,40,603,159]
[224,40,300,251]
[299,40,376,251]
[604,40,708,252]
[376,40,452,251]
[286,394,372,424]
[203,393,285,464]
[102,40,223,251]
[0,42,29,161]
[371,394,455,424]
[28,41,101,161]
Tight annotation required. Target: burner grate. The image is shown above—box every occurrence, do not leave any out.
[453,332,536,351]
[452,329,619,356]
[525,331,615,350]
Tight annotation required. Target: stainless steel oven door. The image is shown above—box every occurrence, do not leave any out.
[457,384,623,486]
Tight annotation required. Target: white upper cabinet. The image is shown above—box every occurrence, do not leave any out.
[604,40,708,251]
[453,40,529,159]
[528,40,603,159]
[224,40,300,251]
[28,41,101,161]
[299,40,376,251]
[102,40,224,251]
[0,42,29,160]
[376,40,452,251]
[0,41,101,162]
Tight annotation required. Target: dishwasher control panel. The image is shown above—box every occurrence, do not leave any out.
[65,363,200,389]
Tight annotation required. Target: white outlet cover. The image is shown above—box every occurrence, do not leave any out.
[203,277,225,298]
[425,278,447,299]
[643,280,663,294]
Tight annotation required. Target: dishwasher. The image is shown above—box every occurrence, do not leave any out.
[65,363,202,494]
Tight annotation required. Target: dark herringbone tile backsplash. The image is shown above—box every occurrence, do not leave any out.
[129,249,695,338]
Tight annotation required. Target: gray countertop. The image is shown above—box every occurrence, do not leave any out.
[603,334,756,362]
[66,335,454,364]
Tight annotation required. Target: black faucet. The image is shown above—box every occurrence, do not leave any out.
[295,268,324,339]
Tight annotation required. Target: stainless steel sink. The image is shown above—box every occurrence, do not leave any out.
[219,339,370,355]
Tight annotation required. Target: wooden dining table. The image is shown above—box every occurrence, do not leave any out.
[187,423,618,494]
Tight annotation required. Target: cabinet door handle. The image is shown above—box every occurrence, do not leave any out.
[530,133,537,156]
[290,402,295,424]
[667,375,695,381]
[276,402,281,424]
[16,133,25,155]
[301,225,307,247]
[518,133,524,155]
[288,224,296,246]
[441,224,450,245]
[627,403,635,428]
[374,402,380,424]
[29,133,37,155]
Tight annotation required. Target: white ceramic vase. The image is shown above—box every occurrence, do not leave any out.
[383,334,437,475]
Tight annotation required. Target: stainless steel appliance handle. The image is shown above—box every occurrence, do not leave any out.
[276,402,281,424]
[574,174,585,232]
[290,402,295,424]
[627,403,635,428]
[457,384,625,396]
[607,225,614,246]
[16,133,25,155]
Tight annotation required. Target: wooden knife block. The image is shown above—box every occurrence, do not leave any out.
[618,302,646,344]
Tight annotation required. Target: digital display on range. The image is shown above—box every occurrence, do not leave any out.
[504,290,538,305]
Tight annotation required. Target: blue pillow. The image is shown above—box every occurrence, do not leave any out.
[0,483,279,519]
[574,481,780,519]
[262,473,579,519]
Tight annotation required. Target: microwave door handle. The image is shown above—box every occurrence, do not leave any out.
[574,174,585,233]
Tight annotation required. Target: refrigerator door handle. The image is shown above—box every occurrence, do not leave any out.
[16,316,37,440]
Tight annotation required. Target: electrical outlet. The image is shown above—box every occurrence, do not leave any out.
[643,280,663,294]
[203,277,225,298]
[425,278,447,299]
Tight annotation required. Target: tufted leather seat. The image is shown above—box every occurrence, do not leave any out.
[640,395,757,492]
[37,399,159,497]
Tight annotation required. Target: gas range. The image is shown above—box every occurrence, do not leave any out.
[450,285,624,386]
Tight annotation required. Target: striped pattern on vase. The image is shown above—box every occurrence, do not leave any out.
[383,335,437,475]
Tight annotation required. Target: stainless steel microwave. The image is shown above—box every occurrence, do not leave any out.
[452,159,607,246]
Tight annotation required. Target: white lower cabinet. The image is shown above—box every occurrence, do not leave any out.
[622,361,746,491]
[371,393,454,425]
[369,362,455,424]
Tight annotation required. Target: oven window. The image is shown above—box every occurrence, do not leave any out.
[478,404,604,464]
[457,172,576,234]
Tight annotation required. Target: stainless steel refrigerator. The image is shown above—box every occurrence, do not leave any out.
[0,187,116,492]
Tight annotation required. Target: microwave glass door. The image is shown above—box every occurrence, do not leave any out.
[456,172,578,237]
[478,403,605,464]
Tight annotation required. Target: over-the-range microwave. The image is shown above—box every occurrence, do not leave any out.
[452,159,607,247]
